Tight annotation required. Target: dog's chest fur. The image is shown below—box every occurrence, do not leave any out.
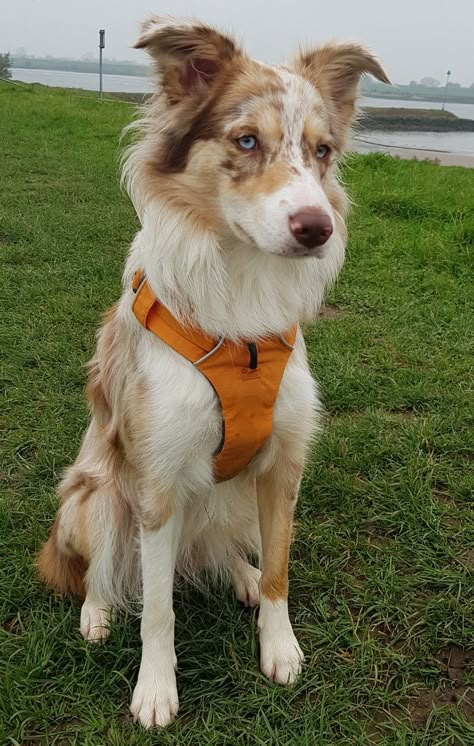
[121,295,319,500]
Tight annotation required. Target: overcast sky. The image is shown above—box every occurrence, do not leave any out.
[2,0,473,86]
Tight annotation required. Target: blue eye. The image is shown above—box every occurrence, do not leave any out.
[316,144,330,159]
[237,135,258,150]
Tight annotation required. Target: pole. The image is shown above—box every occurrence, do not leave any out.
[99,29,105,100]
[441,69,451,111]
[99,46,103,100]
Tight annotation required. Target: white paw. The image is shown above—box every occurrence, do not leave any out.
[232,562,261,607]
[260,628,304,684]
[130,668,179,729]
[80,598,111,642]
[258,598,304,684]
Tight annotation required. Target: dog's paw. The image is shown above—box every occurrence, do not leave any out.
[232,561,261,607]
[130,669,179,729]
[80,598,111,642]
[260,628,304,684]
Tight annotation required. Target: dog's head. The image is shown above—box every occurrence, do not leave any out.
[131,17,389,258]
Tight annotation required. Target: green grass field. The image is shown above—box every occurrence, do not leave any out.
[1,83,473,745]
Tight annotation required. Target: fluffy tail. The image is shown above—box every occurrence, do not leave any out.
[37,518,87,599]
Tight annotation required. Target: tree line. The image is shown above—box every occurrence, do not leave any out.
[0,52,12,79]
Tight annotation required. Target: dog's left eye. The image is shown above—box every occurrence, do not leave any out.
[316,144,330,159]
[237,135,258,150]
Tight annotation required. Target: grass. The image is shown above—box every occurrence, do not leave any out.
[1,82,473,745]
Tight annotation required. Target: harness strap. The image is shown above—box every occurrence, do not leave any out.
[132,271,217,359]
[132,271,297,482]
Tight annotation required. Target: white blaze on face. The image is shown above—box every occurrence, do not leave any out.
[221,70,336,257]
[240,171,335,256]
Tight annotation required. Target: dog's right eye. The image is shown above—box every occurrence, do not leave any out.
[236,135,258,151]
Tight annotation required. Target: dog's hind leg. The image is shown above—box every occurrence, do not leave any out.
[231,556,261,608]
[78,476,137,642]
[80,594,113,642]
[38,447,138,641]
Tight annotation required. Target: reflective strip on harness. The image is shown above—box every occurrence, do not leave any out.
[131,272,296,482]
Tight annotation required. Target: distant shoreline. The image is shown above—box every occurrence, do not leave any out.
[360,108,474,133]
[11,62,474,106]
[363,92,474,106]
[11,60,150,78]
[104,92,474,133]
[99,91,474,132]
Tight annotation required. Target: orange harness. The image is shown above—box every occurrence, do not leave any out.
[132,272,296,482]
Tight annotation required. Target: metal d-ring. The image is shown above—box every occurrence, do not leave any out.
[278,334,294,351]
[193,336,225,366]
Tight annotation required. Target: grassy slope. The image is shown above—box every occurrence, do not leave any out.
[1,84,473,745]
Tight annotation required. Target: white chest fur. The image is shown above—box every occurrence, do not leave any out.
[131,322,319,498]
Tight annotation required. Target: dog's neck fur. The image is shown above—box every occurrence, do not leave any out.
[126,199,346,341]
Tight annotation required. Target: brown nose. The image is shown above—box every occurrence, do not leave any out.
[289,208,333,249]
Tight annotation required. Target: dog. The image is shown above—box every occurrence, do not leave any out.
[37,16,388,728]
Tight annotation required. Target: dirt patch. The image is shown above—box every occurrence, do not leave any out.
[368,621,393,643]
[21,718,85,746]
[391,352,411,368]
[387,405,418,418]
[409,646,474,727]
[433,479,450,492]
[399,407,416,418]
[318,304,344,319]
[409,685,474,727]
[438,645,473,684]
[433,489,463,515]
[463,550,474,569]
[433,493,463,530]
[2,616,20,633]
[433,490,454,507]
[445,515,462,531]
[366,706,406,742]
[362,519,398,547]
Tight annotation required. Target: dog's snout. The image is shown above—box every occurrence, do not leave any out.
[289,208,333,249]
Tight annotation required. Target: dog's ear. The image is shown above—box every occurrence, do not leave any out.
[293,42,390,133]
[134,17,240,103]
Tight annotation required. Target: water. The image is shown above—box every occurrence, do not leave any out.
[10,69,474,155]
[11,67,154,93]
[13,70,474,118]
[355,130,474,156]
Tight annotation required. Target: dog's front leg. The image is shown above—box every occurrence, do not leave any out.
[257,461,304,684]
[130,504,183,729]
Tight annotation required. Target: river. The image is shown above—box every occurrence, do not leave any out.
[10,68,474,155]
[11,67,154,94]
[354,130,474,156]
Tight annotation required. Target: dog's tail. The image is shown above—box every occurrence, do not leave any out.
[37,516,87,599]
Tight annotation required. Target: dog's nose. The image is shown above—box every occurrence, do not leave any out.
[289,208,333,248]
